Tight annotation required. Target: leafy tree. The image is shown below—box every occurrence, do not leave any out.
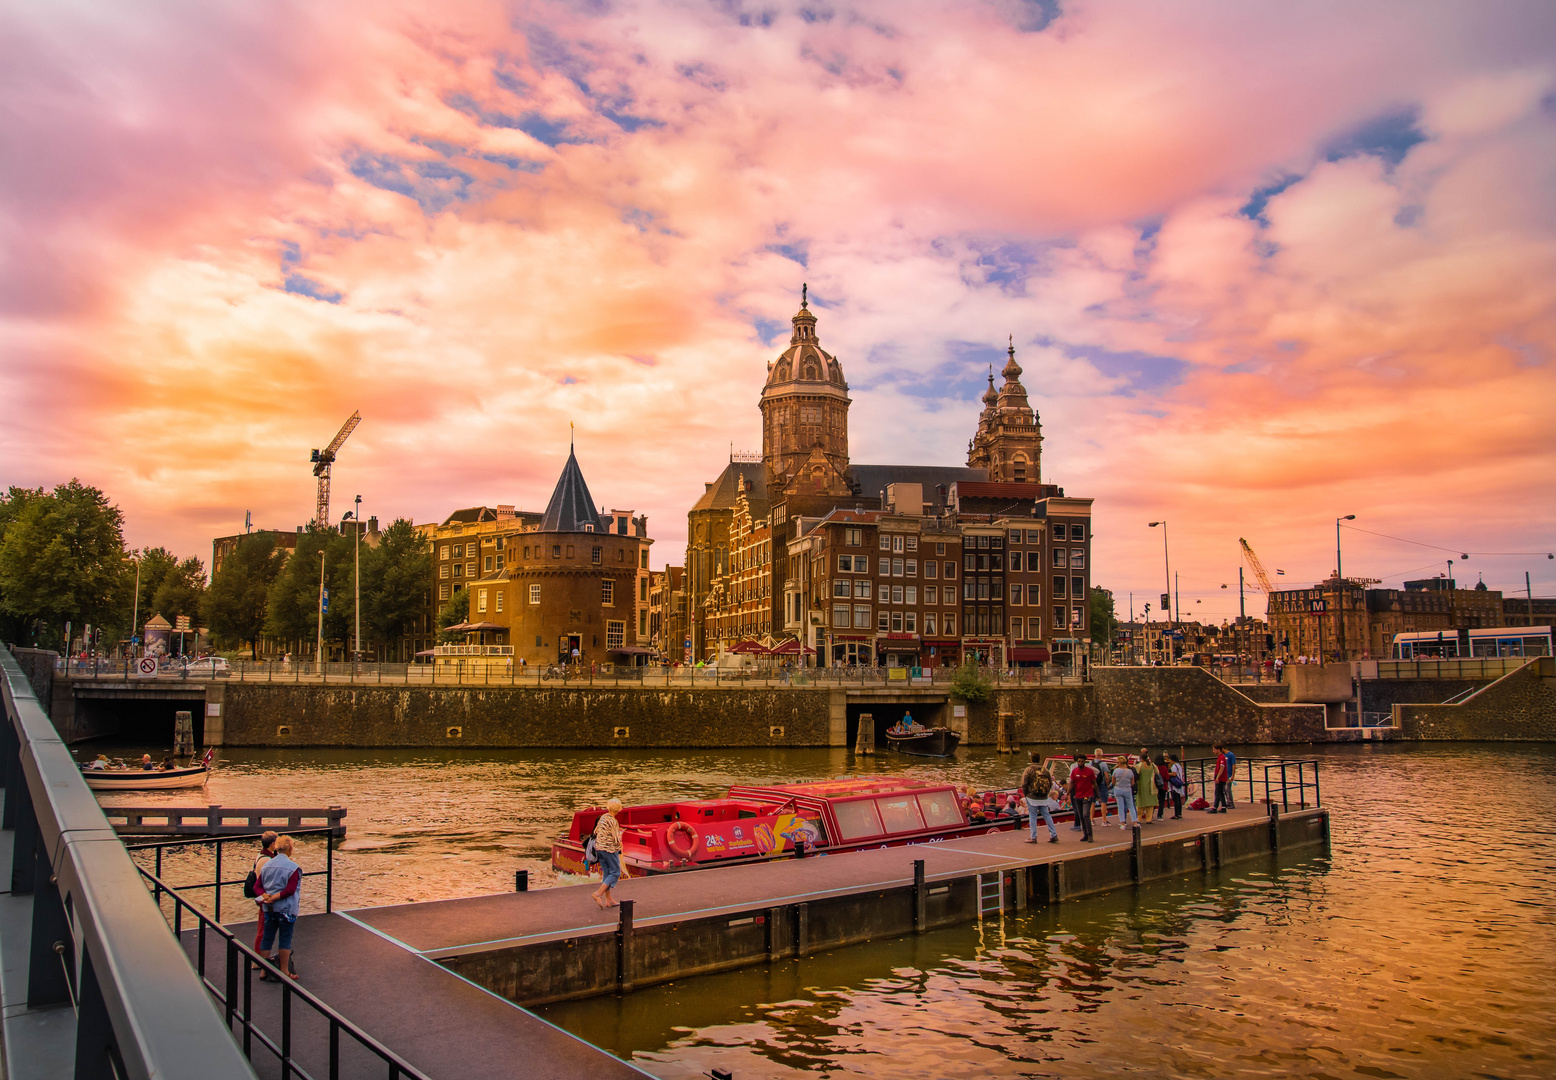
[949,660,993,704]
[1090,587,1117,651]
[132,546,179,626]
[362,519,431,659]
[437,587,469,641]
[0,480,129,649]
[204,535,284,658]
[149,555,206,628]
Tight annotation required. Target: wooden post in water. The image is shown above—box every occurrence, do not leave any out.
[173,711,194,759]
[913,859,926,933]
[855,712,875,755]
[996,711,1017,753]
[616,899,635,994]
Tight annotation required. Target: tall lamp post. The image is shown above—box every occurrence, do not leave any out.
[126,552,141,672]
[354,495,362,664]
[317,550,327,668]
[1336,515,1355,662]
[1148,520,1172,624]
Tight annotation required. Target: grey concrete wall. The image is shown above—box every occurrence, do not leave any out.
[1398,658,1556,740]
[1285,663,1355,703]
[8,648,55,716]
[1090,667,1328,745]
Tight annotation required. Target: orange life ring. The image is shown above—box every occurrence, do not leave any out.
[666,821,701,859]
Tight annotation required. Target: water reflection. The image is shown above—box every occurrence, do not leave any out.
[89,740,1556,1078]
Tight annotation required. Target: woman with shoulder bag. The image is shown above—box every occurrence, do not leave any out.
[246,831,278,956]
[591,799,625,909]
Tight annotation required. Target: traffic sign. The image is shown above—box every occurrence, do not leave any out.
[135,657,157,678]
[322,589,330,614]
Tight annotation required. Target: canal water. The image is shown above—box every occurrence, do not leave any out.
[92,742,1554,1079]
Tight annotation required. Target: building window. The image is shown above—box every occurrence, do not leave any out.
[640,578,648,602]
[1026,529,1041,544]
[441,564,451,579]
[453,563,464,578]
[591,547,602,565]
[1072,607,1085,628]
[944,613,957,636]
[878,610,890,631]
[617,549,625,562]
[1011,616,1023,638]
[880,535,891,550]
[524,546,531,559]
[641,550,649,569]
[892,558,904,577]
[495,591,504,613]
[855,580,872,598]
[905,611,918,633]
[483,555,493,572]
[855,604,871,627]
[846,528,861,546]
[879,557,890,575]
[944,562,957,580]
[838,556,851,573]
[892,611,904,632]
[552,545,561,559]
[1054,606,1066,629]
[1010,583,1022,605]
[602,581,614,605]
[936,543,946,555]
[964,581,976,600]
[1054,549,1068,569]
[925,561,937,579]
[529,584,541,604]
[977,578,990,601]
[1009,529,1023,544]
[1028,585,1040,606]
[1071,550,1086,569]
[833,604,851,628]
[477,590,488,613]
[925,585,937,605]
[964,554,976,571]
[905,537,917,551]
[495,555,504,570]
[892,585,904,604]
[440,545,450,560]
[440,583,450,600]
[1072,576,1085,598]
[1071,525,1086,541]
[607,621,625,648]
[466,562,476,577]
[905,586,917,605]
[1008,551,1021,572]
[892,535,904,553]
[1054,576,1066,598]
[925,613,937,636]
[878,584,890,602]
[834,579,851,598]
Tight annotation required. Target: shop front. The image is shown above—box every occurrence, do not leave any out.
[877,631,921,669]
[830,634,874,667]
[921,640,962,667]
[1010,643,1051,667]
[961,638,1006,667]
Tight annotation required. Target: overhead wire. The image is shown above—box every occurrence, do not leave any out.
[1339,523,1552,558]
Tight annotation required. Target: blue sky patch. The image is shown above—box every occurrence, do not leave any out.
[1013,0,1063,32]
[283,273,342,304]
[1324,106,1427,167]
[753,317,787,346]
[348,153,474,213]
[765,242,808,267]
[1240,173,1302,223]
[1063,342,1187,394]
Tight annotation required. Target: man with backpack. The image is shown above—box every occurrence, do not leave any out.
[1019,752,1059,844]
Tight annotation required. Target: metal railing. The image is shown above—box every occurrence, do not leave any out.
[136,864,430,1080]
[1,645,256,1078]
[60,657,1091,689]
[1183,756,1322,811]
[126,828,337,922]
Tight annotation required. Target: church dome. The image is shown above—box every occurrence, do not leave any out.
[764,285,847,390]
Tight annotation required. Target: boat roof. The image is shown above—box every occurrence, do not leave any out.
[738,776,954,799]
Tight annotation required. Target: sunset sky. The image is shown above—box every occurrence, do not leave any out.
[2,0,1554,620]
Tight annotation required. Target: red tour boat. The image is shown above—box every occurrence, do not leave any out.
[552,775,1037,879]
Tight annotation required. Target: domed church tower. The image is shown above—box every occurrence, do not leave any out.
[967,338,1043,483]
[759,285,853,498]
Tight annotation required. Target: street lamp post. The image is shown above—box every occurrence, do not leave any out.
[1148,519,1172,623]
[317,550,327,668]
[126,553,141,674]
[1336,515,1355,661]
[354,495,362,664]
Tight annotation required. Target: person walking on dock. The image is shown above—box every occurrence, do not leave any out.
[1069,755,1097,842]
[1136,752,1160,823]
[591,799,625,908]
[1020,752,1058,843]
[1111,758,1138,828]
[258,835,302,981]
[1211,745,1231,813]
[1222,745,1238,808]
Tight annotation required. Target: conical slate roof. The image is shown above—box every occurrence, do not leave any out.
[539,446,604,533]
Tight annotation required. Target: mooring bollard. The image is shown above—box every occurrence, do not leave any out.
[913,859,926,933]
[515,870,529,892]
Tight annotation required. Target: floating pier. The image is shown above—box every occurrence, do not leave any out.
[103,804,348,837]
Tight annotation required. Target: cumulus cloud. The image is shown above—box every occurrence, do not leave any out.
[1,0,1553,613]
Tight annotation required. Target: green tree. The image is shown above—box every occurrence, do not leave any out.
[949,660,993,703]
[133,546,179,626]
[362,519,431,659]
[149,555,207,629]
[204,535,285,658]
[1090,587,1117,654]
[437,587,469,641]
[263,529,356,656]
[0,480,130,649]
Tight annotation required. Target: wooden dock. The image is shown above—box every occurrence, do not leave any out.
[104,804,347,837]
[193,800,1327,1079]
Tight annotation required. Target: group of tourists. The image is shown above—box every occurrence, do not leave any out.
[1018,746,1237,843]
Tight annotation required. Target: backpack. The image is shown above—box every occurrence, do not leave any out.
[243,857,263,899]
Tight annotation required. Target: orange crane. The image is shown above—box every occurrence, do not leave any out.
[1239,538,1275,594]
[311,410,361,529]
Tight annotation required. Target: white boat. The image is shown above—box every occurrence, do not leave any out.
[82,748,214,791]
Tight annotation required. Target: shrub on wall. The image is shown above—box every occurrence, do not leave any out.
[950,662,993,704]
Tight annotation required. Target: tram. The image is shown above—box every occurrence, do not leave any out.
[1391,626,1552,660]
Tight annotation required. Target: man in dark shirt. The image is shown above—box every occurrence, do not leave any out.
[1069,755,1097,842]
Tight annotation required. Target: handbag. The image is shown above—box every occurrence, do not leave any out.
[583,836,598,868]
[243,869,260,899]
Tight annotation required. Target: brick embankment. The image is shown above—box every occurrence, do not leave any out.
[1398,658,1556,740]
[1086,667,1326,746]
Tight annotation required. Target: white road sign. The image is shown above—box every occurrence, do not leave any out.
[135,657,157,678]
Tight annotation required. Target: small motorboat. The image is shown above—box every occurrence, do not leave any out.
[884,724,961,757]
[82,749,213,791]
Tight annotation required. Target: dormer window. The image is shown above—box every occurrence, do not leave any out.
[583,523,594,532]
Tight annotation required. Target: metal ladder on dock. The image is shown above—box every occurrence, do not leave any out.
[977,871,1004,917]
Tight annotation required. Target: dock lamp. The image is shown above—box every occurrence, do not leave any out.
[1148,521,1171,624]
[1336,515,1355,579]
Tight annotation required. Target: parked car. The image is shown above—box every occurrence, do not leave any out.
[181,657,230,677]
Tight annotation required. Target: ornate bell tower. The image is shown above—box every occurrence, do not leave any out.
[759,285,852,498]
[967,338,1042,483]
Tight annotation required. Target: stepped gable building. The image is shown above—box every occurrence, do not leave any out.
[460,444,652,667]
[688,288,1094,669]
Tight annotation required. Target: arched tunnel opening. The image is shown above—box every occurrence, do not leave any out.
[845,701,948,748]
[72,696,206,751]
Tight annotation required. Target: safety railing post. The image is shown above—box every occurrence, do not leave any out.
[326,835,334,913]
[214,838,223,922]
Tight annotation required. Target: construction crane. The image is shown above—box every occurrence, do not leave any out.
[311,410,361,529]
[1239,538,1275,594]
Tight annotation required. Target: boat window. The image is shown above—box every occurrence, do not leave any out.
[832,798,884,841]
[915,791,961,827]
[739,810,758,819]
[876,796,926,833]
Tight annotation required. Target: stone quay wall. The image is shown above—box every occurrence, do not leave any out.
[1088,667,1328,746]
[1398,658,1556,741]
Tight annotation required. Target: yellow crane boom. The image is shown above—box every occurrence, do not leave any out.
[1239,538,1275,594]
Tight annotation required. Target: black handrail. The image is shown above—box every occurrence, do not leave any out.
[137,864,431,1080]
[127,828,336,920]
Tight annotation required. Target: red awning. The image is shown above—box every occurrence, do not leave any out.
[769,639,816,655]
[728,640,769,654]
[1011,647,1051,662]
